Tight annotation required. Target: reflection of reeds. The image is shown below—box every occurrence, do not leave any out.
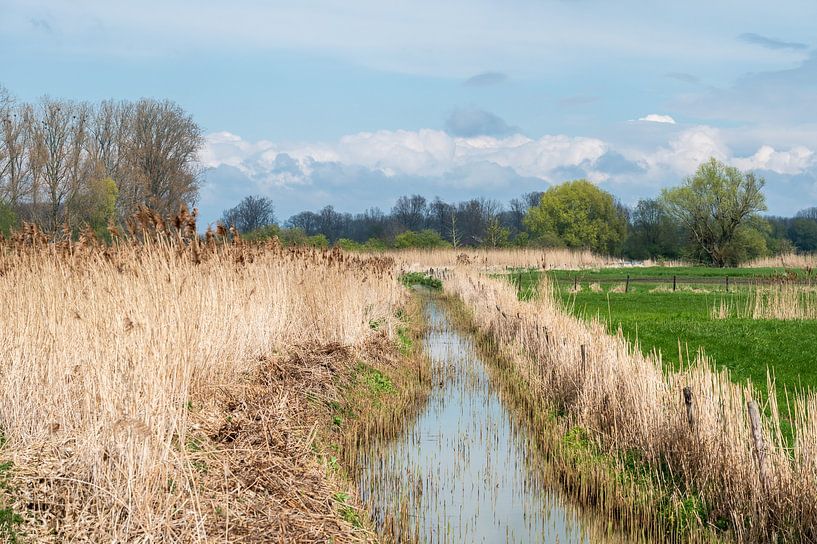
[712,283,817,320]
[447,269,817,542]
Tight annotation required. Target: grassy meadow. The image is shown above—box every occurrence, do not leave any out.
[509,266,817,400]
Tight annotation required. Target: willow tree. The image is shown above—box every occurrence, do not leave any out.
[662,158,766,267]
[524,179,627,254]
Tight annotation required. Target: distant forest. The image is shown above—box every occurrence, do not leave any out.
[221,177,817,265]
[3,86,816,266]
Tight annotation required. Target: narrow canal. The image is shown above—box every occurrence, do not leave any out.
[357,300,631,543]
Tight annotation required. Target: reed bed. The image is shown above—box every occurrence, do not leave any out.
[445,269,817,542]
[743,253,817,269]
[374,247,625,271]
[712,283,817,320]
[0,214,405,541]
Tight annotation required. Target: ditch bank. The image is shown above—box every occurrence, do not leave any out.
[354,292,648,543]
[442,269,817,543]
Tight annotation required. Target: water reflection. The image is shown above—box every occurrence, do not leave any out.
[358,301,617,543]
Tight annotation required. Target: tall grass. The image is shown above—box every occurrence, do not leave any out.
[743,253,817,269]
[0,219,402,540]
[447,268,817,541]
[380,247,624,270]
[712,283,817,320]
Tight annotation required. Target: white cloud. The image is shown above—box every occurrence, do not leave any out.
[637,114,677,124]
[199,125,817,220]
[201,129,608,185]
[641,125,729,174]
[732,145,814,174]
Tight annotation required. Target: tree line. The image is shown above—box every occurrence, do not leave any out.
[223,158,816,267]
[1,82,812,267]
[0,85,202,236]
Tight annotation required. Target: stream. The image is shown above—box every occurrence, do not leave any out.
[357,300,632,543]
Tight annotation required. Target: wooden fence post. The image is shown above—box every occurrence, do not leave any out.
[574,276,578,291]
[726,276,730,293]
[625,274,630,293]
[673,275,677,292]
[580,344,587,374]
[682,386,694,428]
[747,400,768,491]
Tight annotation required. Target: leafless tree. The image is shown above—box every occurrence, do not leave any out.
[89,99,132,180]
[0,90,32,209]
[123,99,202,216]
[221,195,276,233]
[391,194,427,231]
[29,98,89,230]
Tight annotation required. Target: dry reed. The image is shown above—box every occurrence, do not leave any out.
[446,269,817,541]
[0,215,405,541]
[743,253,817,269]
[712,283,817,320]
[374,247,624,271]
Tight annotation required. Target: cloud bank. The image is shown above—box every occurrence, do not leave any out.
[197,124,817,224]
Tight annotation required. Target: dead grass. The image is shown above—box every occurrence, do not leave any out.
[0,211,409,542]
[743,253,817,269]
[712,283,817,320]
[376,247,624,271]
[446,268,817,542]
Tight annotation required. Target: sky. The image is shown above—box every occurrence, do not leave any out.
[2,0,817,225]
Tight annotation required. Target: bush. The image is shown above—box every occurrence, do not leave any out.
[399,272,442,290]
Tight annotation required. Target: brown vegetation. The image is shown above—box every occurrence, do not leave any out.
[446,269,817,542]
[0,210,409,541]
[712,283,817,320]
[382,247,625,271]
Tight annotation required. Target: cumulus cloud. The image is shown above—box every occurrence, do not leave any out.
[197,125,817,223]
[637,114,676,124]
[444,108,517,137]
[639,125,728,174]
[738,32,808,51]
[202,128,608,184]
[732,145,814,175]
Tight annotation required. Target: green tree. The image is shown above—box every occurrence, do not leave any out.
[484,217,510,248]
[363,237,388,251]
[661,158,767,267]
[788,218,817,252]
[335,238,362,251]
[393,229,450,249]
[523,179,627,254]
[85,177,118,237]
[624,198,684,260]
[242,224,280,242]
[0,201,17,236]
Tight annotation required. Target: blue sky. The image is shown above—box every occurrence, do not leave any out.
[2,0,817,225]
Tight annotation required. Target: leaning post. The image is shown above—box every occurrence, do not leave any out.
[747,400,769,492]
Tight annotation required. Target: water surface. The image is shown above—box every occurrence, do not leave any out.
[358,300,625,543]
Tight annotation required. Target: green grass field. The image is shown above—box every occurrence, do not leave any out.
[509,267,817,404]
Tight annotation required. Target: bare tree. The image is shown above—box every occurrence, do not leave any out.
[123,99,202,216]
[449,212,460,248]
[89,99,132,180]
[796,207,817,221]
[0,91,32,209]
[391,194,427,231]
[29,98,89,230]
[221,195,276,233]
